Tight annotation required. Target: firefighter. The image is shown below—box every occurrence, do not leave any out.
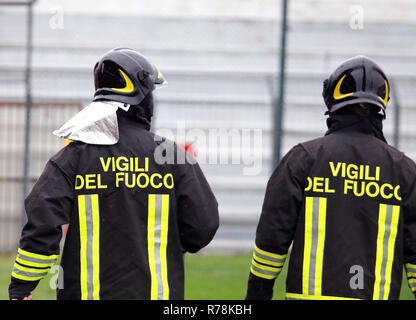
[9,48,219,300]
[246,56,416,300]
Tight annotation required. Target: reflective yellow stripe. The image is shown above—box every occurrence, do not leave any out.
[405,262,416,287]
[148,194,170,300]
[12,272,45,281]
[15,248,57,270]
[250,266,276,280]
[78,194,101,300]
[17,248,58,260]
[314,197,327,296]
[286,292,361,300]
[373,203,387,300]
[383,205,399,300]
[302,197,327,296]
[409,278,416,292]
[91,194,100,300]
[147,194,158,300]
[252,252,284,267]
[302,197,313,295]
[12,262,49,281]
[252,258,281,273]
[250,253,283,280]
[78,195,88,300]
[15,256,55,268]
[14,262,49,274]
[408,272,416,293]
[254,244,286,260]
[373,204,400,300]
[160,194,170,300]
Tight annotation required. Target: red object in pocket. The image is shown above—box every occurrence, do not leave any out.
[179,142,197,158]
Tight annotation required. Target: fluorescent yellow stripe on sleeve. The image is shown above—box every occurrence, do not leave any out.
[78,195,88,300]
[148,194,158,300]
[250,266,277,280]
[408,279,416,292]
[14,263,49,274]
[91,194,101,300]
[12,272,45,281]
[254,244,286,260]
[17,248,58,260]
[15,256,55,268]
[406,263,416,278]
[160,194,170,300]
[251,258,282,273]
[314,197,327,296]
[302,197,313,295]
[252,252,284,267]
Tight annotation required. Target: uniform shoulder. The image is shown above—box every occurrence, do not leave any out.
[279,143,314,173]
[298,134,406,160]
[398,151,416,170]
[372,139,413,166]
[149,131,176,147]
[383,142,407,159]
[296,135,328,155]
[49,141,85,176]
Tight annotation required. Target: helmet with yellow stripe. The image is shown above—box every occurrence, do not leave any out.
[93,48,167,106]
[322,55,390,118]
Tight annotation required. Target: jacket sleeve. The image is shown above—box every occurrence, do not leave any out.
[246,145,310,300]
[400,155,416,299]
[173,152,219,254]
[9,146,76,299]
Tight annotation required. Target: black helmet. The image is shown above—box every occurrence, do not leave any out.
[323,55,390,118]
[93,48,167,105]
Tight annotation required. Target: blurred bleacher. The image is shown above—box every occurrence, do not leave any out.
[0,0,415,252]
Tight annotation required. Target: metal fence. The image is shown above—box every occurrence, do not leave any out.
[0,0,31,252]
[0,100,81,251]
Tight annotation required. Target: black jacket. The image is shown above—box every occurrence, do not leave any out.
[246,115,416,300]
[9,115,219,300]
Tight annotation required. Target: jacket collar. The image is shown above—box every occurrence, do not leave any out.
[325,113,387,143]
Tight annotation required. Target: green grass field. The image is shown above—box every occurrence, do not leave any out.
[0,253,413,300]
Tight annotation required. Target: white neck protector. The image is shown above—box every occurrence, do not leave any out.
[53,100,130,145]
